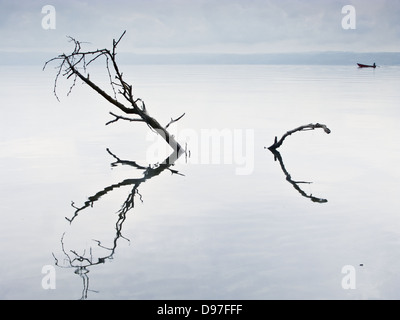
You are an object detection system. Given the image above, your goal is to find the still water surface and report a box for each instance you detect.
[0,64,400,299]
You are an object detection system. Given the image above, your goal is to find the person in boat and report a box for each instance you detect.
[373,63,376,68]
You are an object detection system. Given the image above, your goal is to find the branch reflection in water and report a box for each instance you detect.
[269,148,328,203]
[53,148,184,299]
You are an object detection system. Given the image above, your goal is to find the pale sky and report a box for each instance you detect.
[1,0,399,54]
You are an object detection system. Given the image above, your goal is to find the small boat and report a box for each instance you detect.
[357,63,376,68]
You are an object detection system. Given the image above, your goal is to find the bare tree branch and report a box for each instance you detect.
[268,123,331,150]
[43,31,184,154]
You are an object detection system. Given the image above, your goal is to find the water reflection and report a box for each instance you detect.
[53,148,183,299]
[269,149,328,203]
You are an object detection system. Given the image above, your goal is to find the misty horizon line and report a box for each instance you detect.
[1,51,399,66]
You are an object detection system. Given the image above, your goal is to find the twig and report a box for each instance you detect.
[106,112,145,125]
[166,113,186,129]
[106,148,148,170]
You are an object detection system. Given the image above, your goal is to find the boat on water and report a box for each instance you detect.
[357,63,376,68]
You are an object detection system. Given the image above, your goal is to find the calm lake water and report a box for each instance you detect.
[1,64,400,300]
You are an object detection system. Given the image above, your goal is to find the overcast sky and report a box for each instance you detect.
[1,0,399,54]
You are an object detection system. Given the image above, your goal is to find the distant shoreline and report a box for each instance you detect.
[1,51,399,66]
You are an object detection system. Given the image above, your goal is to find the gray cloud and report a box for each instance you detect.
[0,0,399,53]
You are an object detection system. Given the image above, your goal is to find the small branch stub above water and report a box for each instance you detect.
[268,123,331,150]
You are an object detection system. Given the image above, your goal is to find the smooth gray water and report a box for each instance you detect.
[1,64,400,299]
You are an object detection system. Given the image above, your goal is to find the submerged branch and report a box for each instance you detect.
[266,122,331,203]
[268,123,331,150]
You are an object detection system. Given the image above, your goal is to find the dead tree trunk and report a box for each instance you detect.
[43,31,184,155]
